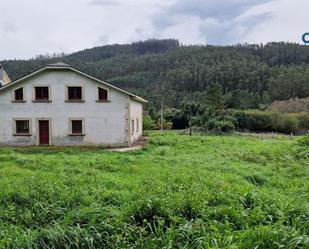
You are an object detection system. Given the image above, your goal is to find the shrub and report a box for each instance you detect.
[232,110,304,134]
[155,119,173,130]
[164,108,188,129]
[239,110,273,131]
[295,112,309,129]
[220,115,238,126]
[143,115,155,130]
[206,119,235,133]
[272,113,299,133]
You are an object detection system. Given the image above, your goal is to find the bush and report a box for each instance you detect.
[283,115,299,133]
[206,119,235,133]
[155,119,173,130]
[236,110,273,131]
[295,112,309,129]
[231,110,304,134]
[272,113,299,133]
[164,108,188,129]
[143,115,156,130]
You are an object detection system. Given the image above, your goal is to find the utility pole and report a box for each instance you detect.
[189,103,192,136]
[160,100,163,132]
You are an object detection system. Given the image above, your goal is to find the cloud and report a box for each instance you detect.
[165,0,274,20]
[1,21,18,34]
[199,12,273,44]
[243,0,309,44]
[0,0,307,59]
[98,35,109,44]
[152,0,277,44]
[88,0,119,7]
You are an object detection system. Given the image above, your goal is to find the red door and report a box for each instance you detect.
[39,120,49,145]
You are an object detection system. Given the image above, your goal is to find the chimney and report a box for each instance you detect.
[0,65,11,87]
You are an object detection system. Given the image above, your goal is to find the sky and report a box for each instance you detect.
[0,0,308,60]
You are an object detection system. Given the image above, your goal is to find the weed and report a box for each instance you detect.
[244,175,267,186]
[0,131,308,248]
[130,199,171,231]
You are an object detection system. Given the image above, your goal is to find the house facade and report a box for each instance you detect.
[0,63,147,147]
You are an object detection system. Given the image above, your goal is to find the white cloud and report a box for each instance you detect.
[243,0,309,44]
[152,0,277,45]
[0,0,307,60]
[158,16,205,45]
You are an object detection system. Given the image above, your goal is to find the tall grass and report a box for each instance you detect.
[0,131,308,248]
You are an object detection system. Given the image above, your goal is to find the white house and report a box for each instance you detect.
[0,62,147,147]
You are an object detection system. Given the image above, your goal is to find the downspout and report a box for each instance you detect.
[127,97,131,147]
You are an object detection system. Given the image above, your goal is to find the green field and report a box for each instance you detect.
[0,132,308,248]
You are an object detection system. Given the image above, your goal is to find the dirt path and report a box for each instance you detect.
[106,145,143,152]
[106,137,147,152]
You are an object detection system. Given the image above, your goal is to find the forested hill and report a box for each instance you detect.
[2,39,309,109]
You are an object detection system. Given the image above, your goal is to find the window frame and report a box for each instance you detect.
[13,118,32,136]
[12,87,26,103]
[65,85,85,102]
[96,87,110,102]
[136,118,139,133]
[33,85,51,102]
[131,119,135,134]
[69,118,85,136]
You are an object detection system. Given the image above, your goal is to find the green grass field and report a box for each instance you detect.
[0,132,308,248]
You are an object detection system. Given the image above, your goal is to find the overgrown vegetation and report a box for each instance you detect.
[0,132,308,248]
[2,40,309,110]
[146,92,309,134]
[267,97,309,113]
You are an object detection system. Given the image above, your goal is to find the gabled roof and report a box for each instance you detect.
[0,62,147,103]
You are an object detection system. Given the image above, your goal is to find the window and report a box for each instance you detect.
[15,120,30,135]
[68,87,82,101]
[71,120,83,135]
[35,87,49,101]
[14,88,24,101]
[131,119,135,133]
[98,87,108,101]
[136,118,139,133]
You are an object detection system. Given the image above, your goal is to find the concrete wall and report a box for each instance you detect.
[0,69,138,147]
[129,99,143,144]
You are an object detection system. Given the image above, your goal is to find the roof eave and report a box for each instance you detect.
[0,67,46,91]
[131,96,148,103]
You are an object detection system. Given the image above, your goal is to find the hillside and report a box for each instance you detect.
[2,40,309,110]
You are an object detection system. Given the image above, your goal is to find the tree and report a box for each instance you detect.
[3,40,309,111]
[202,83,225,114]
[181,101,200,135]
